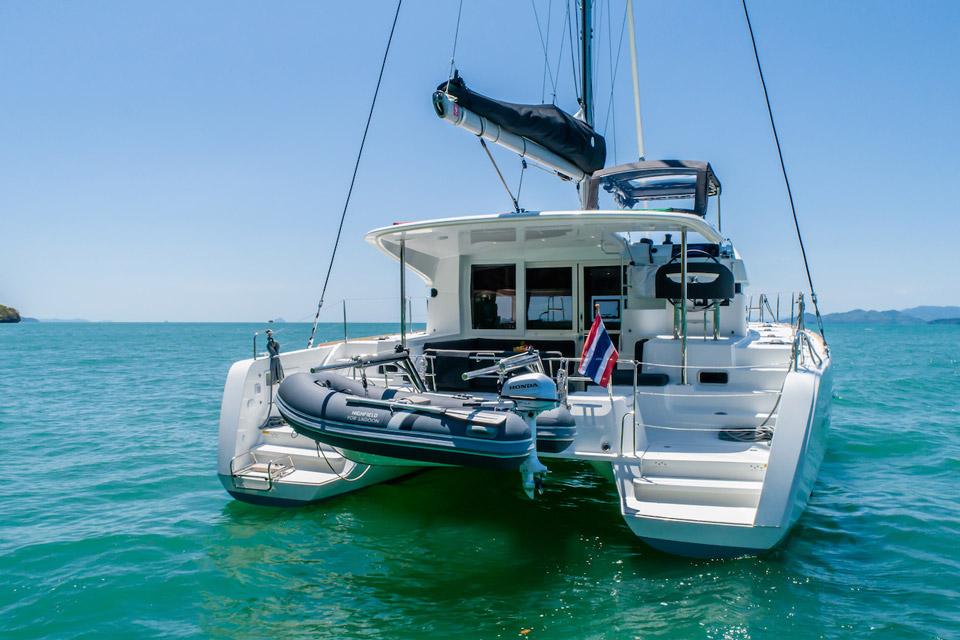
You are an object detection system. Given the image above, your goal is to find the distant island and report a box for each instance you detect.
[805,305,960,326]
[0,305,21,323]
[5,305,958,326]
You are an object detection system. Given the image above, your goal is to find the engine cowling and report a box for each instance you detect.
[501,373,557,413]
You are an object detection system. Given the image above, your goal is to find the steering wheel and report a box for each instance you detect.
[661,249,723,310]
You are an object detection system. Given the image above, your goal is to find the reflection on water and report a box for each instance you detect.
[199,463,825,638]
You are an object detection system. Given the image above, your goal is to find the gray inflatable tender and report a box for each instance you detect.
[275,372,534,470]
[535,405,577,453]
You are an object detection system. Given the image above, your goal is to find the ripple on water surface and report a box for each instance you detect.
[2,323,959,639]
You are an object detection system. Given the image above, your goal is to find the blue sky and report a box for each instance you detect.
[2,1,958,322]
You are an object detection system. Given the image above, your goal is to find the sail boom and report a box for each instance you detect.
[433,91,587,182]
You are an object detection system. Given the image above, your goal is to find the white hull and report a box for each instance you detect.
[218,312,830,556]
[614,347,832,556]
[217,352,419,506]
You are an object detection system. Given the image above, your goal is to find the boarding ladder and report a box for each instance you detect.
[230,450,295,491]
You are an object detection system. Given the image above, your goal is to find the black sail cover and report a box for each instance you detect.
[439,76,606,175]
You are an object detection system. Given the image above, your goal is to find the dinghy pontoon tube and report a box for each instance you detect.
[275,372,534,471]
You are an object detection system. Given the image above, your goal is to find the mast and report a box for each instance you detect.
[580,0,594,127]
[626,0,645,160]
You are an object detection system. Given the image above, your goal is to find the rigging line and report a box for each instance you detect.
[539,0,553,103]
[742,0,827,346]
[593,0,602,104]
[516,159,528,205]
[527,158,566,176]
[604,0,621,164]
[569,0,581,104]
[601,0,628,137]
[553,2,570,104]
[445,0,466,91]
[546,1,554,99]
[308,0,403,349]
[531,0,559,102]
[480,138,521,213]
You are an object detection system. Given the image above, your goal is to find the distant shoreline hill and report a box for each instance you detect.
[0,305,21,323]
[805,305,960,326]
[5,306,959,326]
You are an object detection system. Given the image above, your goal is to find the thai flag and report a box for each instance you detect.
[578,313,619,387]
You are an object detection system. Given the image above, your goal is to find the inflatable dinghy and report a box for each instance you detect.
[276,372,537,470]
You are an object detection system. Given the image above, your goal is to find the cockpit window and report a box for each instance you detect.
[471,264,516,330]
[526,267,573,330]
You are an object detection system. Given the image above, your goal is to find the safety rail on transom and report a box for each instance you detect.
[421,347,806,390]
[419,353,798,441]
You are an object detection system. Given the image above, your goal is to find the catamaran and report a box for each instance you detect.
[217,1,831,557]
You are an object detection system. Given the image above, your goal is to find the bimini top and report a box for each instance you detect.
[584,160,721,216]
[436,75,606,175]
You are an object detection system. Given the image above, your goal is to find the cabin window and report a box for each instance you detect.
[582,265,624,332]
[471,264,516,330]
[526,267,573,330]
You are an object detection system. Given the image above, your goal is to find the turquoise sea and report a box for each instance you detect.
[2,322,958,639]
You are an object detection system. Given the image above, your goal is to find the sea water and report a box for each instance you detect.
[1,322,958,639]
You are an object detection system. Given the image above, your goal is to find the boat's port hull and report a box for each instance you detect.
[218,464,419,507]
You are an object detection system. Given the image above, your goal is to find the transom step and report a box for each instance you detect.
[641,442,770,482]
[633,477,762,508]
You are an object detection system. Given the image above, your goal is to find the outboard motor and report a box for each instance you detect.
[463,350,559,498]
[502,372,558,498]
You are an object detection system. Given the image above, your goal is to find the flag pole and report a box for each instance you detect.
[596,304,615,399]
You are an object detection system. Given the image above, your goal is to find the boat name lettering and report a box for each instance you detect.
[348,410,381,424]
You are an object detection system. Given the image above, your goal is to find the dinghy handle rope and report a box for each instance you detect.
[308,0,403,348]
[316,442,372,483]
[742,0,827,347]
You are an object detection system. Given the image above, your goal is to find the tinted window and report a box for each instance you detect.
[471,264,516,330]
[583,265,624,332]
[526,267,572,330]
